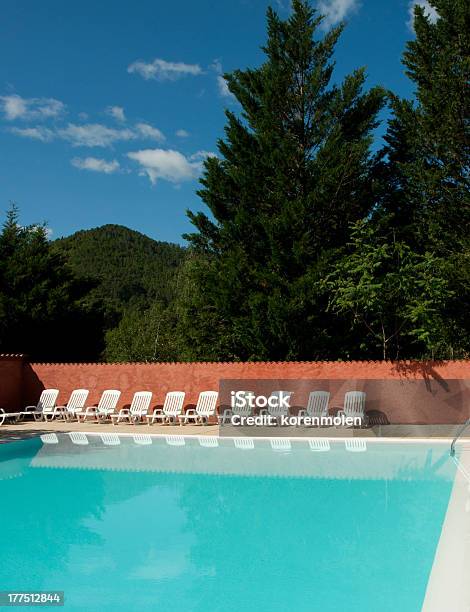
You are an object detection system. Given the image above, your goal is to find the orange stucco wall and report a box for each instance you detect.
[2,356,470,423]
[6,359,469,424]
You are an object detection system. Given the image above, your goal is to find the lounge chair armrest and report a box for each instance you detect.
[298,409,306,418]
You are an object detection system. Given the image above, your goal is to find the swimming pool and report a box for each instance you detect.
[0,435,461,611]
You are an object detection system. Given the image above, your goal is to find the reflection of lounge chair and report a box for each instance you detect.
[111,391,152,425]
[345,439,367,452]
[166,435,185,446]
[337,392,368,427]
[308,438,330,452]
[179,391,218,426]
[298,391,330,426]
[234,437,254,450]
[270,438,291,452]
[101,433,120,446]
[146,392,185,425]
[76,390,121,422]
[40,433,59,444]
[69,432,89,445]
[218,391,253,425]
[198,436,219,448]
[133,434,152,445]
[24,389,60,421]
[54,389,89,422]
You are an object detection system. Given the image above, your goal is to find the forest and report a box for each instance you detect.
[0,0,468,362]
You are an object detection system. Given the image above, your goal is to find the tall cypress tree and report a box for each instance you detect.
[181,0,385,361]
[375,0,470,358]
[383,0,469,250]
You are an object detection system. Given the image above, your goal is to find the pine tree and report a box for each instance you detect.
[377,0,470,357]
[0,205,104,360]
[181,0,385,360]
[383,0,469,250]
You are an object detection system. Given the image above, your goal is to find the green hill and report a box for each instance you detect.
[53,224,185,318]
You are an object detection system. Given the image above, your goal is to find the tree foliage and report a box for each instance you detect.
[325,217,452,359]
[181,0,385,360]
[54,224,185,323]
[0,205,104,360]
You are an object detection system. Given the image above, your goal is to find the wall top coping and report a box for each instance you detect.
[27,359,470,367]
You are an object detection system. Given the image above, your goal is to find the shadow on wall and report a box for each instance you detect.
[21,363,45,409]
[392,361,450,393]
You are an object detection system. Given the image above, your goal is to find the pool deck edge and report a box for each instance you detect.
[422,449,470,612]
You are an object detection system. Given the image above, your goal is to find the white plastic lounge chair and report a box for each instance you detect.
[337,391,368,427]
[76,390,121,422]
[52,389,89,422]
[101,433,120,446]
[198,436,219,447]
[298,391,330,426]
[260,390,293,422]
[218,391,253,425]
[345,439,367,452]
[40,433,59,444]
[234,437,254,450]
[133,434,152,445]
[166,435,186,446]
[146,391,185,425]
[179,391,218,426]
[111,391,152,425]
[24,389,59,421]
[68,432,89,445]
[270,438,291,452]
[0,408,27,426]
[308,438,330,452]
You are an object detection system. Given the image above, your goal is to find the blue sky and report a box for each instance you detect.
[0,0,437,244]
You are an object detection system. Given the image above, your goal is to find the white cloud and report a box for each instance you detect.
[57,123,136,147]
[106,105,126,122]
[217,75,233,98]
[10,120,167,148]
[211,60,235,99]
[71,156,120,174]
[128,58,202,81]
[317,0,360,29]
[9,126,55,142]
[127,148,214,185]
[0,94,65,121]
[135,122,165,142]
[189,150,217,162]
[176,129,189,138]
[407,1,439,30]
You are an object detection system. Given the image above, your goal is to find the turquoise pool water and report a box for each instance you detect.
[0,436,456,612]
